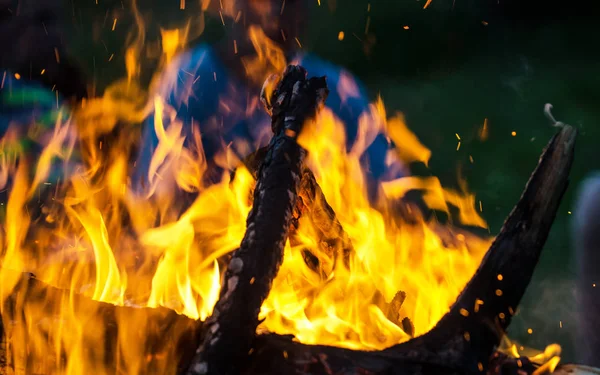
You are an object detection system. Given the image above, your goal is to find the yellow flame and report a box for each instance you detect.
[0,21,554,375]
[242,25,288,84]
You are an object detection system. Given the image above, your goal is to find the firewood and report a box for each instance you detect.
[0,272,581,375]
[0,66,578,375]
[239,124,577,375]
[0,271,201,374]
[240,150,354,277]
[184,68,577,374]
[184,65,329,375]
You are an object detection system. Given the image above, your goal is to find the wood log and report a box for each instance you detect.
[0,273,584,375]
[240,149,354,276]
[0,65,578,375]
[0,270,201,374]
[184,66,329,375]
[237,124,577,375]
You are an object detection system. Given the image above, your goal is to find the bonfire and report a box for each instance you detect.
[0,6,590,375]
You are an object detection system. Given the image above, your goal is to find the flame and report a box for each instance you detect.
[242,25,288,85]
[0,20,553,375]
[498,337,562,374]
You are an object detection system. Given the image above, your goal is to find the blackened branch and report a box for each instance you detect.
[185,66,329,375]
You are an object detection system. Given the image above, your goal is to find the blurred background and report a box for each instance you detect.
[2,0,599,364]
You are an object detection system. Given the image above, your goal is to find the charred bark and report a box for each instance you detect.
[184,66,329,375]
[240,150,354,276]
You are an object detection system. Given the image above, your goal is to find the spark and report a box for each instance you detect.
[479,200,483,212]
[234,40,238,54]
[280,0,285,15]
[559,321,562,328]
[112,18,117,31]
[455,133,461,140]
[424,0,433,9]
[469,155,474,163]
[317,0,320,5]
[568,211,572,215]
[403,25,410,30]
[527,328,533,334]
[180,0,185,9]
[497,274,503,281]
[14,73,21,80]
[480,118,489,140]
[54,48,61,63]
[456,141,461,151]
[1,71,6,89]
[338,31,345,41]
[40,69,46,75]
[482,21,489,26]
[511,131,517,136]
[295,37,302,48]
[495,289,503,296]
[108,54,114,61]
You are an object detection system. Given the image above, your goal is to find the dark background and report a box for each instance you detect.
[3,0,600,363]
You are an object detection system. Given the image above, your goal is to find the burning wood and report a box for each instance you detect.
[0,59,581,375]
[241,150,354,277]
[185,66,328,375]
[181,66,577,375]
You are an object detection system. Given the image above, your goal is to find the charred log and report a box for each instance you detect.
[241,124,577,375]
[241,151,355,276]
[0,272,582,375]
[184,66,329,375]
[0,271,201,374]
[242,147,355,279]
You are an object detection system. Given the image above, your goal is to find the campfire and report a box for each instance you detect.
[0,20,580,375]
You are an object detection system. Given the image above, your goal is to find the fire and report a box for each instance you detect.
[0,16,543,375]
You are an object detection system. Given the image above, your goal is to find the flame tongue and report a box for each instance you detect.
[0,24,494,374]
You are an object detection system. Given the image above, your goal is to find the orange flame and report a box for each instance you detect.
[0,20,559,375]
